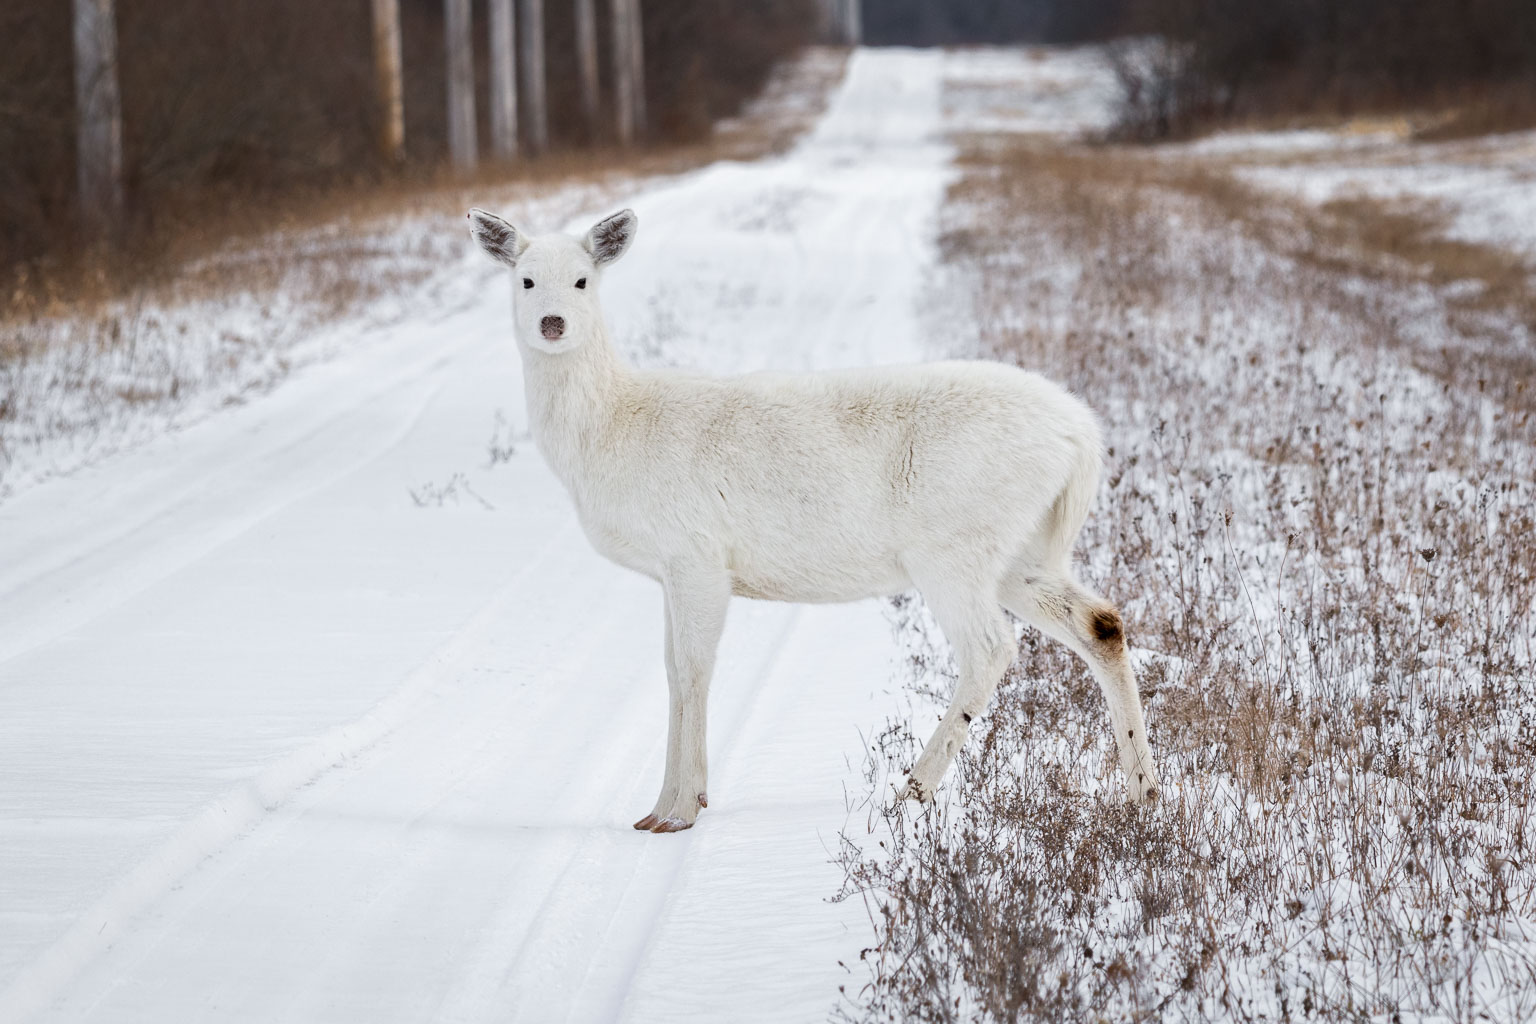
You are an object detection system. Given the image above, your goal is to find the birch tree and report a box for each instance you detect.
[518,0,548,153]
[609,0,641,144]
[609,0,632,145]
[627,0,646,138]
[445,0,477,170]
[72,0,124,234]
[574,0,600,135]
[371,0,405,161]
[489,0,518,158]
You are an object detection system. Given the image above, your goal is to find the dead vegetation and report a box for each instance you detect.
[835,124,1536,1022]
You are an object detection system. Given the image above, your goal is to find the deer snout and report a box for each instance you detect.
[540,315,566,340]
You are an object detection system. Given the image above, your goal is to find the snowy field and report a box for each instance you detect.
[4,44,1535,1023]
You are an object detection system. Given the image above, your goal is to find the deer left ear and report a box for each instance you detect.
[583,209,637,266]
[468,208,529,267]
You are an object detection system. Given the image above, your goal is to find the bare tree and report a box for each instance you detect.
[444,0,477,170]
[72,0,124,234]
[609,0,638,144]
[574,0,600,135]
[627,0,647,137]
[371,0,405,161]
[518,0,548,153]
[821,0,862,44]
[489,0,518,159]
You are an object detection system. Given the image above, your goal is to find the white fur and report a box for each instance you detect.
[468,207,1160,832]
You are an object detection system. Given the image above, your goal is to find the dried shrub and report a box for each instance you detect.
[835,129,1536,1022]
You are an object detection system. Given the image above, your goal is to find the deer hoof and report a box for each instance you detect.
[634,788,705,833]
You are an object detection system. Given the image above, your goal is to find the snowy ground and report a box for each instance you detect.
[0,49,955,1023]
[1177,121,1536,260]
[7,43,1533,1024]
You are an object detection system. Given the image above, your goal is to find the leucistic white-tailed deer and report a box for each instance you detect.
[468,206,1160,833]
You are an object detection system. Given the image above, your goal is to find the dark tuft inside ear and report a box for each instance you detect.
[583,209,637,267]
[468,208,527,267]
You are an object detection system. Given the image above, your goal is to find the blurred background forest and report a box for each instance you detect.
[0,0,820,283]
[2,0,1534,292]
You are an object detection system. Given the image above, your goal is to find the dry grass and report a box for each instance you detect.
[834,128,1536,1022]
[946,138,1536,421]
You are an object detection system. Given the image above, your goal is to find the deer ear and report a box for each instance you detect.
[583,209,637,266]
[468,208,529,267]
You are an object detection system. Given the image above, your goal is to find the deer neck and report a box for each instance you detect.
[519,320,625,488]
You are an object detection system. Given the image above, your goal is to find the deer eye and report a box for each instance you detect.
[575,278,587,289]
[522,278,534,289]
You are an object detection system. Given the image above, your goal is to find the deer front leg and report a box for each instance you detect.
[634,562,729,834]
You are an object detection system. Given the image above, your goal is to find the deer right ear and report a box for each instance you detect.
[583,209,637,266]
[468,208,529,267]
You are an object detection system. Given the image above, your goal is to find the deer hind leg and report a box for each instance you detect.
[899,580,1016,804]
[1000,568,1160,804]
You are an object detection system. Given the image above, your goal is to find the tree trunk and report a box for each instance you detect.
[610,0,634,145]
[822,0,862,45]
[72,0,124,236]
[574,0,600,136]
[627,0,647,138]
[518,0,548,153]
[444,0,477,170]
[489,0,518,159]
[371,0,405,161]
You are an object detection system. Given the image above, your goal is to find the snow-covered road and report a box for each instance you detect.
[0,50,956,1022]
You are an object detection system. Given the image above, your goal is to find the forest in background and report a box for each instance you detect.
[1111,0,1536,138]
[6,1,1536,291]
[0,0,816,280]
[862,0,1536,138]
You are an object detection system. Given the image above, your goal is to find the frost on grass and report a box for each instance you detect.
[0,183,623,506]
[834,127,1536,1022]
[485,408,520,467]
[408,472,494,510]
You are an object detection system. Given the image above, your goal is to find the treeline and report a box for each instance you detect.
[1116,0,1536,137]
[862,0,1536,138]
[862,0,1126,45]
[0,0,815,276]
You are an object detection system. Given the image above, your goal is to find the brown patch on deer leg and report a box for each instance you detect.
[1089,606,1123,646]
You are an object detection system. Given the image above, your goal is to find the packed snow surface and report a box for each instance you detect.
[0,49,962,1022]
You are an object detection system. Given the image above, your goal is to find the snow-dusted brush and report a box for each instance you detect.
[467,207,1160,833]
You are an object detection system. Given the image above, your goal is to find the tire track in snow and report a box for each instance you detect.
[0,517,578,1023]
[475,605,806,1024]
[0,321,482,668]
[36,531,675,1023]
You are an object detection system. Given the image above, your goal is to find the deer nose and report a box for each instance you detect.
[540,315,565,339]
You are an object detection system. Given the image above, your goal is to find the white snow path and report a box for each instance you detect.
[0,49,954,1022]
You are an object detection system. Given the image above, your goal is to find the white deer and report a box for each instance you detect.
[468,207,1160,833]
